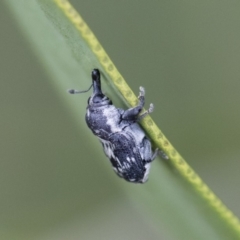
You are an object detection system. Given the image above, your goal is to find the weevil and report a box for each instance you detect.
[68,69,167,183]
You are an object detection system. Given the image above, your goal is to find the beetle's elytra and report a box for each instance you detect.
[69,69,164,183]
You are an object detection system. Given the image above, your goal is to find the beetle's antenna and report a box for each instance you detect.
[68,84,93,94]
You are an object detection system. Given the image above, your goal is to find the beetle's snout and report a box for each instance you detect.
[92,69,100,80]
[92,69,102,95]
[89,68,112,105]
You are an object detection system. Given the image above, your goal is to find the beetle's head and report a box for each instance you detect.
[88,69,112,107]
[68,69,112,107]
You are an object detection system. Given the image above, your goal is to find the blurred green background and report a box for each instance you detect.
[1,1,240,239]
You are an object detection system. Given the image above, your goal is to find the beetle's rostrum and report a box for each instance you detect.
[69,69,165,183]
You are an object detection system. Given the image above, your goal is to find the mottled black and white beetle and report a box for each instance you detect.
[69,69,165,183]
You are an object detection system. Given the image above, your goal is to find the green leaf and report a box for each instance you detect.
[4,0,240,239]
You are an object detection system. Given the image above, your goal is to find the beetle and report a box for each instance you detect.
[68,69,166,183]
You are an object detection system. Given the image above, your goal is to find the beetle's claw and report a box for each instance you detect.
[139,86,145,98]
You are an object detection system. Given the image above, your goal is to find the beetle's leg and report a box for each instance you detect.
[158,149,169,160]
[148,148,169,162]
[151,148,159,161]
[143,147,158,163]
[141,137,152,161]
[137,103,154,121]
[122,86,145,120]
[141,139,168,162]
